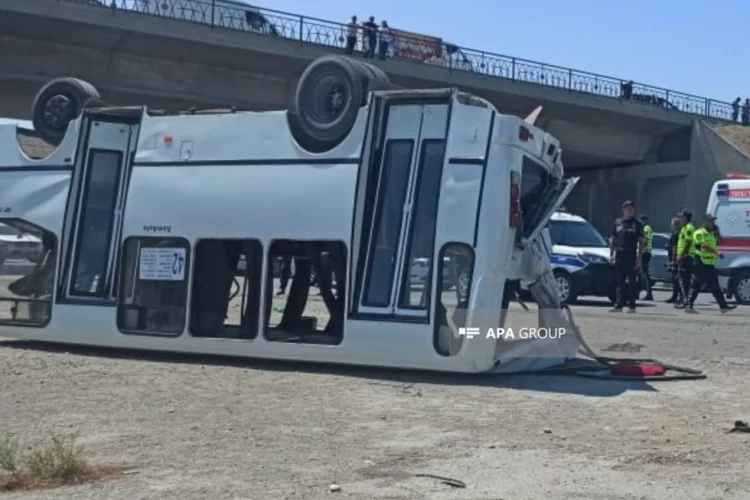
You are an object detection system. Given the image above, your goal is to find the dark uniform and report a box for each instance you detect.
[666,226,681,303]
[610,216,645,310]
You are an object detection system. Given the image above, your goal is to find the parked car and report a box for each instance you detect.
[649,232,672,286]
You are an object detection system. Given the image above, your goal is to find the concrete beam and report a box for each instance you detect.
[0,36,289,114]
[0,0,694,130]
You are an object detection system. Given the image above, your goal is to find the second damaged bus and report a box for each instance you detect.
[0,55,577,373]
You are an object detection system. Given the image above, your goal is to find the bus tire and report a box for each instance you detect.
[292,55,369,149]
[351,60,396,90]
[31,77,101,145]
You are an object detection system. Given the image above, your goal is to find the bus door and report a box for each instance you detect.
[353,99,450,321]
[57,111,140,303]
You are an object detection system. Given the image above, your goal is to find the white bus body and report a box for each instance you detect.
[0,58,576,373]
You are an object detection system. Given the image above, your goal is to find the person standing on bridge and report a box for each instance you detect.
[732,98,741,122]
[639,214,655,301]
[742,99,750,126]
[362,16,378,58]
[684,214,735,314]
[674,210,696,309]
[345,16,359,55]
[609,200,646,313]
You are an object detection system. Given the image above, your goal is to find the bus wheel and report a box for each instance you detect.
[31,77,100,146]
[290,55,388,153]
[553,270,575,305]
[731,271,750,305]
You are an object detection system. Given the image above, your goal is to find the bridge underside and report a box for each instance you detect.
[4,0,740,230]
[0,2,694,170]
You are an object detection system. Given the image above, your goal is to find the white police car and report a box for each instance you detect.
[523,211,617,305]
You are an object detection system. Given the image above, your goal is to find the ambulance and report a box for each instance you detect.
[707,173,750,305]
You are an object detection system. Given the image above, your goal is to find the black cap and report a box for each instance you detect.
[639,214,648,222]
[678,210,692,219]
[703,213,717,221]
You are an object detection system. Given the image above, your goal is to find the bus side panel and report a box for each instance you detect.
[0,169,72,334]
[121,164,359,242]
[462,144,518,363]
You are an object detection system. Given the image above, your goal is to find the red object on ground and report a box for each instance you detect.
[610,363,665,377]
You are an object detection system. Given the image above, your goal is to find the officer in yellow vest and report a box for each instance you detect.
[674,210,696,309]
[639,214,654,301]
[684,214,735,313]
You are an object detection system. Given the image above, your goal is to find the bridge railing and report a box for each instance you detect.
[73,0,736,122]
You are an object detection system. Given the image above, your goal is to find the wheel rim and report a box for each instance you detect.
[42,94,75,130]
[457,272,469,297]
[555,275,570,302]
[736,277,750,303]
[308,74,348,125]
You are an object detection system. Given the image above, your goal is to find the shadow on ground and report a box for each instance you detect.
[0,339,657,398]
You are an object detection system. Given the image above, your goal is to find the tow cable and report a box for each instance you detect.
[537,305,707,381]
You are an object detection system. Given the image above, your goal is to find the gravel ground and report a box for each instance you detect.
[0,282,748,500]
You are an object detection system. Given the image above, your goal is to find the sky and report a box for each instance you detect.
[257,0,748,103]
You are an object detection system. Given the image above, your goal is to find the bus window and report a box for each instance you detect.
[190,239,262,340]
[434,243,474,357]
[0,220,55,326]
[117,237,190,336]
[265,240,346,345]
[363,140,414,307]
[399,139,446,309]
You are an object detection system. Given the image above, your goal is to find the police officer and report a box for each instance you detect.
[674,210,696,309]
[684,214,736,313]
[609,200,646,313]
[639,214,654,301]
[665,217,682,303]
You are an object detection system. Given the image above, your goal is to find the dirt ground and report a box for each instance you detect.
[0,282,749,500]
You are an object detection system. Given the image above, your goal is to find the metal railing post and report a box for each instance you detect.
[299,16,304,43]
[210,0,215,28]
[511,58,516,82]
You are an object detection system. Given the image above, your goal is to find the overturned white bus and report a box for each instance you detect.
[0,55,578,373]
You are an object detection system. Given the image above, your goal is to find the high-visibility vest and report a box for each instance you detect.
[693,227,719,266]
[677,222,696,257]
[643,224,653,252]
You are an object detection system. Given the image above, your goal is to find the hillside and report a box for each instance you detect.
[711,124,750,159]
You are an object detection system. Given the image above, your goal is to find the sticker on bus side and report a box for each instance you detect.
[728,189,750,198]
[139,247,186,281]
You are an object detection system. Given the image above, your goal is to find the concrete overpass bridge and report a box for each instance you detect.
[0,0,745,230]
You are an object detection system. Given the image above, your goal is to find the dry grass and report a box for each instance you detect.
[712,124,750,158]
[0,433,120,492]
